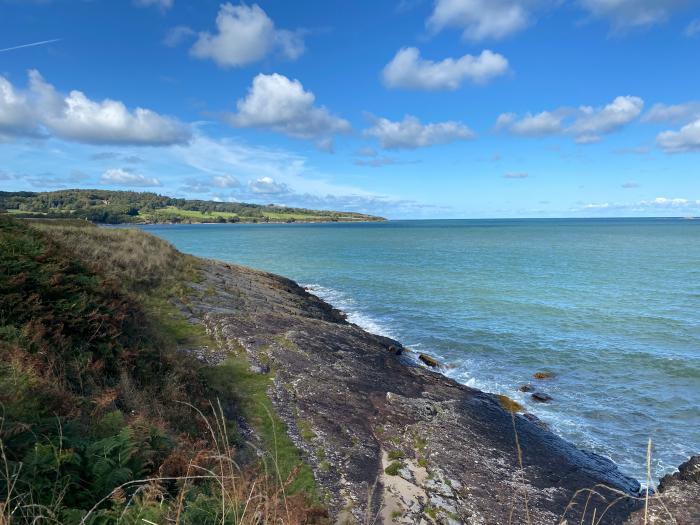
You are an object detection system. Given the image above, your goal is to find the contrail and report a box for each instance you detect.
[0,38,61,54]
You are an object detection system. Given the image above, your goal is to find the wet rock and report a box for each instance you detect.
[625,455,700,524]
[419,354,439,368]
[533,371,555,380]
[388,344,403,356]
[519,384,534,392]
[531,392,553,403]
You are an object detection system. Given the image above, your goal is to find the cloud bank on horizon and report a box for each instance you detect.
[1,0,699,218]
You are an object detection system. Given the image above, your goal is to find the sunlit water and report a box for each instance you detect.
[140,218,700,482]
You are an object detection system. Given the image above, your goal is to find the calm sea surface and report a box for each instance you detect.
[141,218,700,482]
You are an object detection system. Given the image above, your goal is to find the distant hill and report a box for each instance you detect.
[0,189,385,224]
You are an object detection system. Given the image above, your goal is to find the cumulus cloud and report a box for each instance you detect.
[365,115,474,150]
[226,73,350,144]
[134,0,173,10]
[0,70,190,145]
[579,0,689,30]
[248,176,290,195]
[0,75,43,139]
[190,3,303,67]
[642,101,700,124]
[382,47,508,90]
[496,95,643,143]
[657,118,700,153]
[100,168,161,187]
[495,110,566,136]
[568,96,644,141]
[427,0,532,40]
[212,174,240,188]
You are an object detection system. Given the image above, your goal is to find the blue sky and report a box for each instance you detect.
[1,0,699,218]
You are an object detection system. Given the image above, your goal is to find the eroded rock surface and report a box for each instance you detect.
[178,260,647,524]
[625,456,700,525]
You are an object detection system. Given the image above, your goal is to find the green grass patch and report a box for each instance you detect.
[388,450,405,461]
[202,356,318,497]
[384,461,403,476]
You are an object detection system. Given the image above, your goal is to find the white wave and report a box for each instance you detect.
[303,283,396,338]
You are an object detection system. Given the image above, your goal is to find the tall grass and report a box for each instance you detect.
[1,401,323,525]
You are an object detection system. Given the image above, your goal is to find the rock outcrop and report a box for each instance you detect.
[178,260,650,524]
[626,456,700,525]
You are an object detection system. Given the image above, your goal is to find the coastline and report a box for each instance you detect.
[180,256,650,523]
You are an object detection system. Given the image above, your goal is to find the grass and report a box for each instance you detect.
[384,462,402,476]
[0,217,324,523]
[387,450,405,461]
[203,358,318,498]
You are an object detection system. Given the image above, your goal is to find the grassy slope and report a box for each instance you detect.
[0,217,325,524]
[0,189,385,224]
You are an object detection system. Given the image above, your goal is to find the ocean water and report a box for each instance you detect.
[141,219,700,482]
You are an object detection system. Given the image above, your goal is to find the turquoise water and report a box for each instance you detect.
[141,219,700,482]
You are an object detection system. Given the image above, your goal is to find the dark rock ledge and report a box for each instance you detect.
[176,259,696,524]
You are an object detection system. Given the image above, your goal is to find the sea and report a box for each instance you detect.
[140,218,700,483]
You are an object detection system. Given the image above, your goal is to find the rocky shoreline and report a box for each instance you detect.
[177,258,697,524]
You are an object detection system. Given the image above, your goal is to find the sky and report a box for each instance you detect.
[1,0,699,219]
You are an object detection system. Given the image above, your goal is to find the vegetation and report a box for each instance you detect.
[0,217,325,524]
[0,189,384,224]
[384,462,402,476]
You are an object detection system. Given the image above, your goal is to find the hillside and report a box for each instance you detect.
[0,217,324,524]
[0,190,385,224]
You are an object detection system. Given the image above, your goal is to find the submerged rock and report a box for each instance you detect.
[519,384,534,392]
[533,371,555,380]
[531,392,553,403]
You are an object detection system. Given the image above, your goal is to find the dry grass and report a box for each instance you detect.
[29,223,197,291]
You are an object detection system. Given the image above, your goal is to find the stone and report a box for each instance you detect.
[419,354,439,368]
[519,384,534,392]
[531,392,553,403]
[533,371,555,380]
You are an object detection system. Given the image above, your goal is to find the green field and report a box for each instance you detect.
[0,189,385,225]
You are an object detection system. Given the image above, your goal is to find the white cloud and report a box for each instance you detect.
[100,168,161,187]
[163,25,196,47]
[569,96,644,139]
[0,70,190,145]
[382,47,508,90]
[247,176,290,195]
[582,196,700,213]
[211,174,240,188]
[504,172,528,178]
[657,118,700,153]
[686,18,700,36]
[579,0,689,30]
[134,0,173,10]
[190,3,303,67]
[364,114,475,150]
[496,110,566,136]
[497,95,643,143]
[642,101,700,124]
[622,181,640,188]
[0,75,41,139]
[427,0,532,40]
[226,73,350,142]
